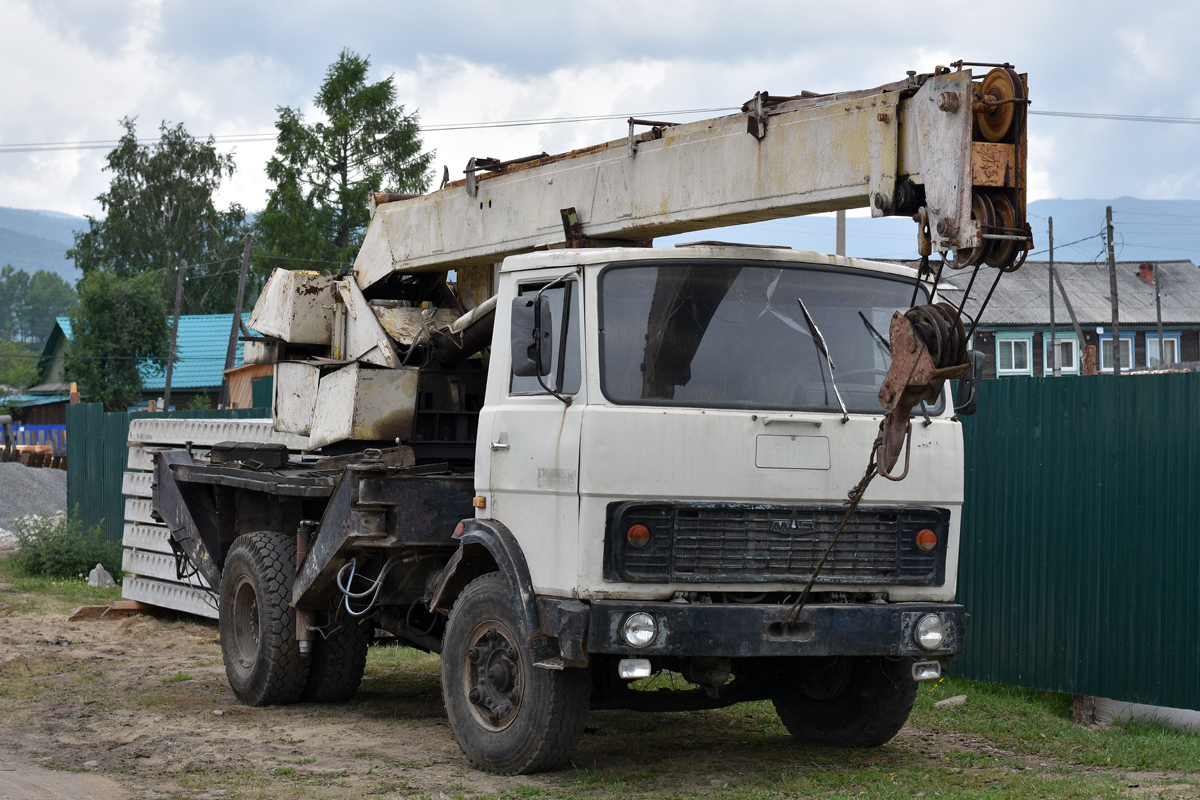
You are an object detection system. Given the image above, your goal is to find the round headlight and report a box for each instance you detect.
[915,613,947,651]
[621,612,658,648]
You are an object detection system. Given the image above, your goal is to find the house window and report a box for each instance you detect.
[995,333,1034,376]
[1145,332,1181,368]
[1098,332,1135,372]
[1042,332,1079,375]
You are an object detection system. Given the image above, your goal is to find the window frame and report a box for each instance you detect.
[1098,331,1136,373]
[1041,331,1080,375]
[994,332,1034,377]
[594,259,944,414]
[508,277,583,397]
[1145,331,1182,368]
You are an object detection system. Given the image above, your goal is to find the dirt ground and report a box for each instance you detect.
[0,608,520,799]
[2,575,1199,800]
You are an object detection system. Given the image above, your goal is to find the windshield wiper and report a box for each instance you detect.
[797,296,849,423]
[858,311,891,355]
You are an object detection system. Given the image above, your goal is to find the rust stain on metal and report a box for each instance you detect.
[970,142,1015,187]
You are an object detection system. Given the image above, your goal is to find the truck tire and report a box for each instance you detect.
[441,573,590,774]
[772,656,917,747]
[303,605,372,703]
[219,531,310,706]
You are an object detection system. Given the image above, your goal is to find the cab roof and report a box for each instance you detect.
[499,244,922,283]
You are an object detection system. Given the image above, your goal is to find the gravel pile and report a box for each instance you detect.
[0,463,68,532]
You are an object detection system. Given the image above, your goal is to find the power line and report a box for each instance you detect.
[0,107,739,155]
[4,105,1199,155]
[1115,210,1200,219]
[1027,231,1105,258]
[1029,110,1200,125]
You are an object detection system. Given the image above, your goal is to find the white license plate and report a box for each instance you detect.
[755,435,830,470]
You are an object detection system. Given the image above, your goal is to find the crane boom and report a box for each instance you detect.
[354,63,1029,291]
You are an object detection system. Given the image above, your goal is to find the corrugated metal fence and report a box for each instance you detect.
[955,372,1200,710]
[65,403,269,543]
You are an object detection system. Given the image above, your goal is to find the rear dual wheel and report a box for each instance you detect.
[219,530,370,706]
[220,531,310,706]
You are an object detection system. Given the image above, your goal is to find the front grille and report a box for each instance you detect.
[605,502,948,585]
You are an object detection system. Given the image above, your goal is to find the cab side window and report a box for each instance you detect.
[510,281,582,395]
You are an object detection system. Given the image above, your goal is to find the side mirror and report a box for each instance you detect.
[954,350,986,416]
[510,295,553,377]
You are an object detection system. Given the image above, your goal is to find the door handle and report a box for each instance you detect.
[490,442,510,451]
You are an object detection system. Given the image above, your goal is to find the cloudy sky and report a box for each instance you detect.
[1,0,1198,222]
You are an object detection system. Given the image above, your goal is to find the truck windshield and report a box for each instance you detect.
[598,261,937,414]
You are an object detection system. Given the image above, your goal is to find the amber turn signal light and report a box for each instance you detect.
[627,524,651,548]
[916,528,938,552]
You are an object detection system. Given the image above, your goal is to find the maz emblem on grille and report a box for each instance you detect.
[769,511,816,534]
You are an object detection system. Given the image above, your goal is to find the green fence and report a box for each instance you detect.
[955,372,1200,710]
[65,403,269,544]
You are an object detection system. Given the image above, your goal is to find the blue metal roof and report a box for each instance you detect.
[53,313,254,391]
[2,393,71,407]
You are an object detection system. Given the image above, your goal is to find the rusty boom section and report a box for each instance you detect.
[355,62,1030,290]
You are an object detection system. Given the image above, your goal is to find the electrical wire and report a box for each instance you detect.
[335,556,400,617]
[1026,231,1105,258]
[1029,110,1200,125]
[4,106,1199,155]
[0,107,740,154]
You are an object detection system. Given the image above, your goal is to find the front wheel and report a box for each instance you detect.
[441,573,590,774]
[773,656,917,747]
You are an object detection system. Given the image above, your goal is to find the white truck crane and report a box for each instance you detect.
[153,61,1030,774]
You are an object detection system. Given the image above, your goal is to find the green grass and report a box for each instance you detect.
[162,673,194,683]
[914,676,1200,772]
[0,555,121,614]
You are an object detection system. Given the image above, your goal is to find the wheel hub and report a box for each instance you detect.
[231,577,260,667]
[465,625,523,731]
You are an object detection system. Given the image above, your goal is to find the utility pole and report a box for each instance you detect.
[163,259,186,410]
[1048,217,1059,376]
[219,235,252,409]
[1106,205,1121,375]
[1154,264,1165,367]
[836,210,846,256]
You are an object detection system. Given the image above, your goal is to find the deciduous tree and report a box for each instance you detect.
[65,271,168,410]
[68,118,251,314]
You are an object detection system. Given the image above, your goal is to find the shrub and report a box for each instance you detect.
[11,510,122,580]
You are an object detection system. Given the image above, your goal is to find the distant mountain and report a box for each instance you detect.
[0,206,86,283]
[655,197,1200,265]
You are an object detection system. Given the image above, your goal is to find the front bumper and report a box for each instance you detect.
[587,600,967,658]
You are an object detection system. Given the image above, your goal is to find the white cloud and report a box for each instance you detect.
[1,0,1199,222]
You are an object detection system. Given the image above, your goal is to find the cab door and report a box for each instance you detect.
[483,272,585,596]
